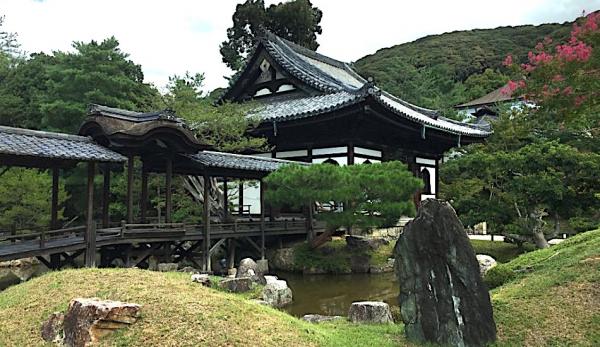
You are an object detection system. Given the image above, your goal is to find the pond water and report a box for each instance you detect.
[276,271,399,317]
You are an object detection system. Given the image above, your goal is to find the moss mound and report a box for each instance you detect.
[0,268,404,346]
[491,229,600,346]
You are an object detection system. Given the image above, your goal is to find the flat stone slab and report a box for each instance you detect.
[302,314,344,323]
[62,298,141,347]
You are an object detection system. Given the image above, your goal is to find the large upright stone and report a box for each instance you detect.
[395,199,496,347]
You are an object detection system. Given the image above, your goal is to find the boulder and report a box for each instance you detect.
[62,298,141,347]
[370,258,396,273]
[256,259,269,275]
[476,254,497,276]
[157,263,178,272]
[219,277,253,293]
[147,256,158,271]
[395,199,496,347]
[41,312,64,343]
[236,258,265,284]
[302,314,344,323]
[267,248,296,271]
[227,268,237,277]
[0,257,40,268]
[350,254,371,273]
[346,235,388,251]
[191,273,211,287]
[236,258,258,277]
[263,275,279,285]
[348,301,393,324]
[262,279,293,308]
[179,266,199,273]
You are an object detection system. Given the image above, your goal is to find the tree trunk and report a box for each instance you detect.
[532,230,549,249]
[531,207,549,249]
[309,227,335,249]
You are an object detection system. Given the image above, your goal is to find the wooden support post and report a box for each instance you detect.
[238,181,244,216]
[126,154,134,223]
[85,162,96,268]
[222,177,228,221]
[203,173,211,272]
[307,201,315,241]
[165,158,173,223]
[140,167,148,223]
[260,179,265,260]
[51,167,59,230]
[227,239,235,269]
[102,164,110,228]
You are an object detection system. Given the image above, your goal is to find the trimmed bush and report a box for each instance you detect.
[484,264,515,289]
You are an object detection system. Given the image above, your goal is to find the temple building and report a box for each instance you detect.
[221,31,492,202]
[455,84,522,125]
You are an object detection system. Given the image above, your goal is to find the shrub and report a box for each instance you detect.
[484,264,515,289]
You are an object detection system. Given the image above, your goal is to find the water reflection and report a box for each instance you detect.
[276,271,399,317]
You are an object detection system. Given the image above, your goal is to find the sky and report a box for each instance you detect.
[1,0,599,92]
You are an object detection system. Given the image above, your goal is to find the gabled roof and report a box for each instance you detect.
[456,84,519,108]
[186,151,308,173]
[0,125,126,164]
[225,31,491,138]
[88,104,185,124]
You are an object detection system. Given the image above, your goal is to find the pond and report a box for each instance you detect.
[276,271,398,317]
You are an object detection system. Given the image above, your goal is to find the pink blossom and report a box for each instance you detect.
[502,54,513,67]
[575,95,587,106]
[552,74,565,82]
[521,63,535,72]
[562,86,573,95]
[535,42,545,51]
[556,41,592,62]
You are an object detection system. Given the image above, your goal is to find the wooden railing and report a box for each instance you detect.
[0,226,86,248]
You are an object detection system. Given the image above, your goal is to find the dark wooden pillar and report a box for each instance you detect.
[165,158,173,223]
[238,181,244,215]
[260,179,265,260]
[203,173,211,271]
[140,167,148,223]
[102,164,110,228]
[51,167,59,230]
[85,162,96,267]
[227,239,235,269]
[222,177,228,221]
[126,154,134,223]
[348,143,355,165]
[307,201,315,241]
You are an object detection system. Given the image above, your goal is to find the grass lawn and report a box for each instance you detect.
[0,268,407,347]
[491,229,600,346]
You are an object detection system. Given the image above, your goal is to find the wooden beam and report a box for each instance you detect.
[126,154,134,223]
[203,173,211,271]
[227,239,236,269]
[102,164,110,228]
[165,158,173,223]
[209,238,226,255]
[307,201,315,241]
[140,167,148,223]
[51,167,59,230]
[85,161,96,267]
[347,143,355,165]
[238,181,244,216]
[223,177,228,221]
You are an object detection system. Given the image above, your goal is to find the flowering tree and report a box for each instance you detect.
[441,12,600,248]
[502,12,600,147]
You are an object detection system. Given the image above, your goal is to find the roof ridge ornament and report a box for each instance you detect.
[360,77,381,96]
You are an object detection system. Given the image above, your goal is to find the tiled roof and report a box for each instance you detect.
[252,91,363,122]
[455,84,518,108]
[88,104,186,125]
[0,126,127,163]
[187,151,307,172]
[248,31,491,137]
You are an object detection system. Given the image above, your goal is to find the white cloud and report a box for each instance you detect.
[2,0,598,92]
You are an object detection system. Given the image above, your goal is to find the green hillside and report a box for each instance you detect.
[354,22,572,112]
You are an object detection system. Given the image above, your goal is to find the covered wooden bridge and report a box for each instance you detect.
[0,105,315,271]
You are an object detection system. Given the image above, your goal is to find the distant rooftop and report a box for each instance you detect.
[456,84,519,109]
